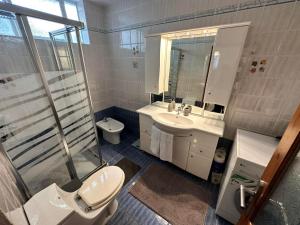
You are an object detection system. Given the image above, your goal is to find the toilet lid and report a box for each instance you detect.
[78,166,125,207]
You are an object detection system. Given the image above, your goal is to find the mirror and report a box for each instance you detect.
[164,35,215,106]
[145,23,250,120]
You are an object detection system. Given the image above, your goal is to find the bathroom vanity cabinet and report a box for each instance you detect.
[139,113,220,180]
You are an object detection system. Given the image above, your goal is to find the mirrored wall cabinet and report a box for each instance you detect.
[145,22,250,120]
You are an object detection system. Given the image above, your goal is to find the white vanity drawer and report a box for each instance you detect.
[191,132,219,148]
[190,144,215,159]
[186,152,213,180]
[139,114,154,135]
[190,132,218,159]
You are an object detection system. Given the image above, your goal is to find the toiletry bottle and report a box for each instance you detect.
[168,103,173,112]
[171,99,176,110]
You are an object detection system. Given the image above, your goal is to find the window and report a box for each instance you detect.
[0,16,16,36]
[11,0,62,16]
[11,0,64,37]
[65,1,79,20]
[0,0,88,43]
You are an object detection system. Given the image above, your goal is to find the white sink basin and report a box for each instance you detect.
[156,113,193,126]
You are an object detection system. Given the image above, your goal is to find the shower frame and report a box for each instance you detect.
[0,2,104,199]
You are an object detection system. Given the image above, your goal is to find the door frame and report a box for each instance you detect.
[237,104,300,225]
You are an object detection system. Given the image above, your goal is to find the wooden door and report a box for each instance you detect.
[237,105,300,225]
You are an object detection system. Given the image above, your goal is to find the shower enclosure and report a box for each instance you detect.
[0,3,103,197]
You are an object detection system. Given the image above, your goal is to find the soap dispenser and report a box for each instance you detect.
[171,99,176,110]
[168,102,173,112]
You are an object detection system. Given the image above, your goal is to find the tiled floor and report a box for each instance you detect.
[100,132,232,225]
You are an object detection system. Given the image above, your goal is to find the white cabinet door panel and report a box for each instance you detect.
[187,152,213,180]
[145,36,161,93]
[204,26,249,106]
[145,36,171,94]
[172,136,191,170]
[139,114,154,135]
[140,132,154,155]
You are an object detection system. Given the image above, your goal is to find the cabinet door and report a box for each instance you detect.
[186,152,213,180]
[139,114,155,155]
[172,135,191,170]
[145,36,161,93]
[139,114,154,135]
[145,36,171,94]
[204,25,249,106]
[140,132,154,155]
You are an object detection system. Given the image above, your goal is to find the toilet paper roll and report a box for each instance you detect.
[214,148,226,164]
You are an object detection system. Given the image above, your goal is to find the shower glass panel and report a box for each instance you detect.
[27,18,101,179]
[0,14,72,194]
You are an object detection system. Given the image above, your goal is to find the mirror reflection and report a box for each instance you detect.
[164,36,215,106]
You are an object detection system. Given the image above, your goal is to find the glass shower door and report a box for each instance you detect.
[0,13,72,194]
[26,18,101,179]
[253,150,300,225]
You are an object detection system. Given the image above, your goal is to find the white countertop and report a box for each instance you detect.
[137,104,225,137]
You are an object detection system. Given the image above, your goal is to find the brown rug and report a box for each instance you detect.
[115,157,141,186]
[129,164,211,225]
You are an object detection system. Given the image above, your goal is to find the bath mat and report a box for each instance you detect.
[115,157,141,185]
[129,164,211,225]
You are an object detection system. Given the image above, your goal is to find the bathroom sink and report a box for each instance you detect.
[156,113,193,126]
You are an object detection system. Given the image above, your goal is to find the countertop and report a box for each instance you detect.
[137,103,225,137]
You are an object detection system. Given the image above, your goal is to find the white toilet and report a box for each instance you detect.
[6,166,125,225]
[96,117,124,145]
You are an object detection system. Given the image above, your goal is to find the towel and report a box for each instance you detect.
[159,130,173,162]
[150,125,160,156]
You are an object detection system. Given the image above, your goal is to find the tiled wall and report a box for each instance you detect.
[95,106,140,137]
[83,1,113,112]
[94,0,300,139]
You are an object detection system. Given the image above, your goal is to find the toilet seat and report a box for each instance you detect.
[78,166,125,210]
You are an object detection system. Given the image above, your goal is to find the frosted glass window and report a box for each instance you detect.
[1,0,89,43]
[11,0,62,16]
[0,17,15,36]
[11,0,63,37]
[65,1,79,20]
[65,1,79,42]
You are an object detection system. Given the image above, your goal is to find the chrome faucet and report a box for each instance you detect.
[176,103,186,115]
[177,106,181,115]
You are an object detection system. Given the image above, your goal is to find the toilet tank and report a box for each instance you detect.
[24,184,74,225]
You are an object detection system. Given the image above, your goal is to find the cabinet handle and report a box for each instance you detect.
[191,154,194,158]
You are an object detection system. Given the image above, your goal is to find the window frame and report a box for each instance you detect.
[0,0,86,42]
